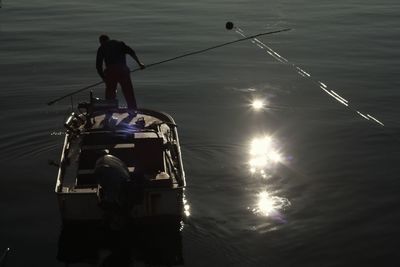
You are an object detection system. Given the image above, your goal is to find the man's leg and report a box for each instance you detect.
[104,68,118,100]
[120,70,137,110]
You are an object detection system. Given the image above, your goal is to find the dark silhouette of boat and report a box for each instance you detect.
[55,94,186,227]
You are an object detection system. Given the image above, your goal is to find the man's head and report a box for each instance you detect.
[99,34,110,45]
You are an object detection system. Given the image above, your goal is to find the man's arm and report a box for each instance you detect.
[123,43,145,69]
[96,47,105,79]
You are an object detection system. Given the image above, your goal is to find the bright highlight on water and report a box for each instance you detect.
[248,135,290,219]
[183,194,191,217]
[254,191,291,218]
[251,99,265,110]
[249,136,283,176]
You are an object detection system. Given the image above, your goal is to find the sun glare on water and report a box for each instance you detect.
[251,99,265,110]
[249,136,283,174]
[248,136,290,219]
[253,191,291,218]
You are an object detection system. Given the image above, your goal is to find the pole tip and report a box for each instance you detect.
[225,21,234,30]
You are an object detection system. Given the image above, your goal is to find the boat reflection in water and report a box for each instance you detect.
[57,219,184,266]
[248,135,291,221]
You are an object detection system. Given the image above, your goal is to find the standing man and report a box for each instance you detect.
[96,34,145,110]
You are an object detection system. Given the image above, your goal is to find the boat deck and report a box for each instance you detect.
[55,106,186,221]
[60,109,181,189]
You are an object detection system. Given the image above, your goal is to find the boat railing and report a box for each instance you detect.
[55,133,71,193]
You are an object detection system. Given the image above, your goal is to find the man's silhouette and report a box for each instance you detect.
[96,34,145,110]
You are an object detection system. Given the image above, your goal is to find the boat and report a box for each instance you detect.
[55,93,186,226]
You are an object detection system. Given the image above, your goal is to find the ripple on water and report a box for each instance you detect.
[0,109,65,161]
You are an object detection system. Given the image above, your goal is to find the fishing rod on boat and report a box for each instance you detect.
[46,25,291,106]
[129,26,290,73]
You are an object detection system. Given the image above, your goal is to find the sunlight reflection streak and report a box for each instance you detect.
[330,90,348,104]
[357,111,370,120]
[367,114,385,126]
[320,86,349,107]
[319,81,328,88]
[235,27,384,126]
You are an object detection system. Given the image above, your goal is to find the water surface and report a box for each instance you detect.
[1,0,399,266]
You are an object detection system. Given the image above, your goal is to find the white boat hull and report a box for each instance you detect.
[55,101,186,224]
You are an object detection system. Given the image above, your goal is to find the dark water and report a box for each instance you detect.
[1,0,400,266]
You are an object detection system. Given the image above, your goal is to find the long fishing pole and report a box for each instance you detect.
[47,26,290,106]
